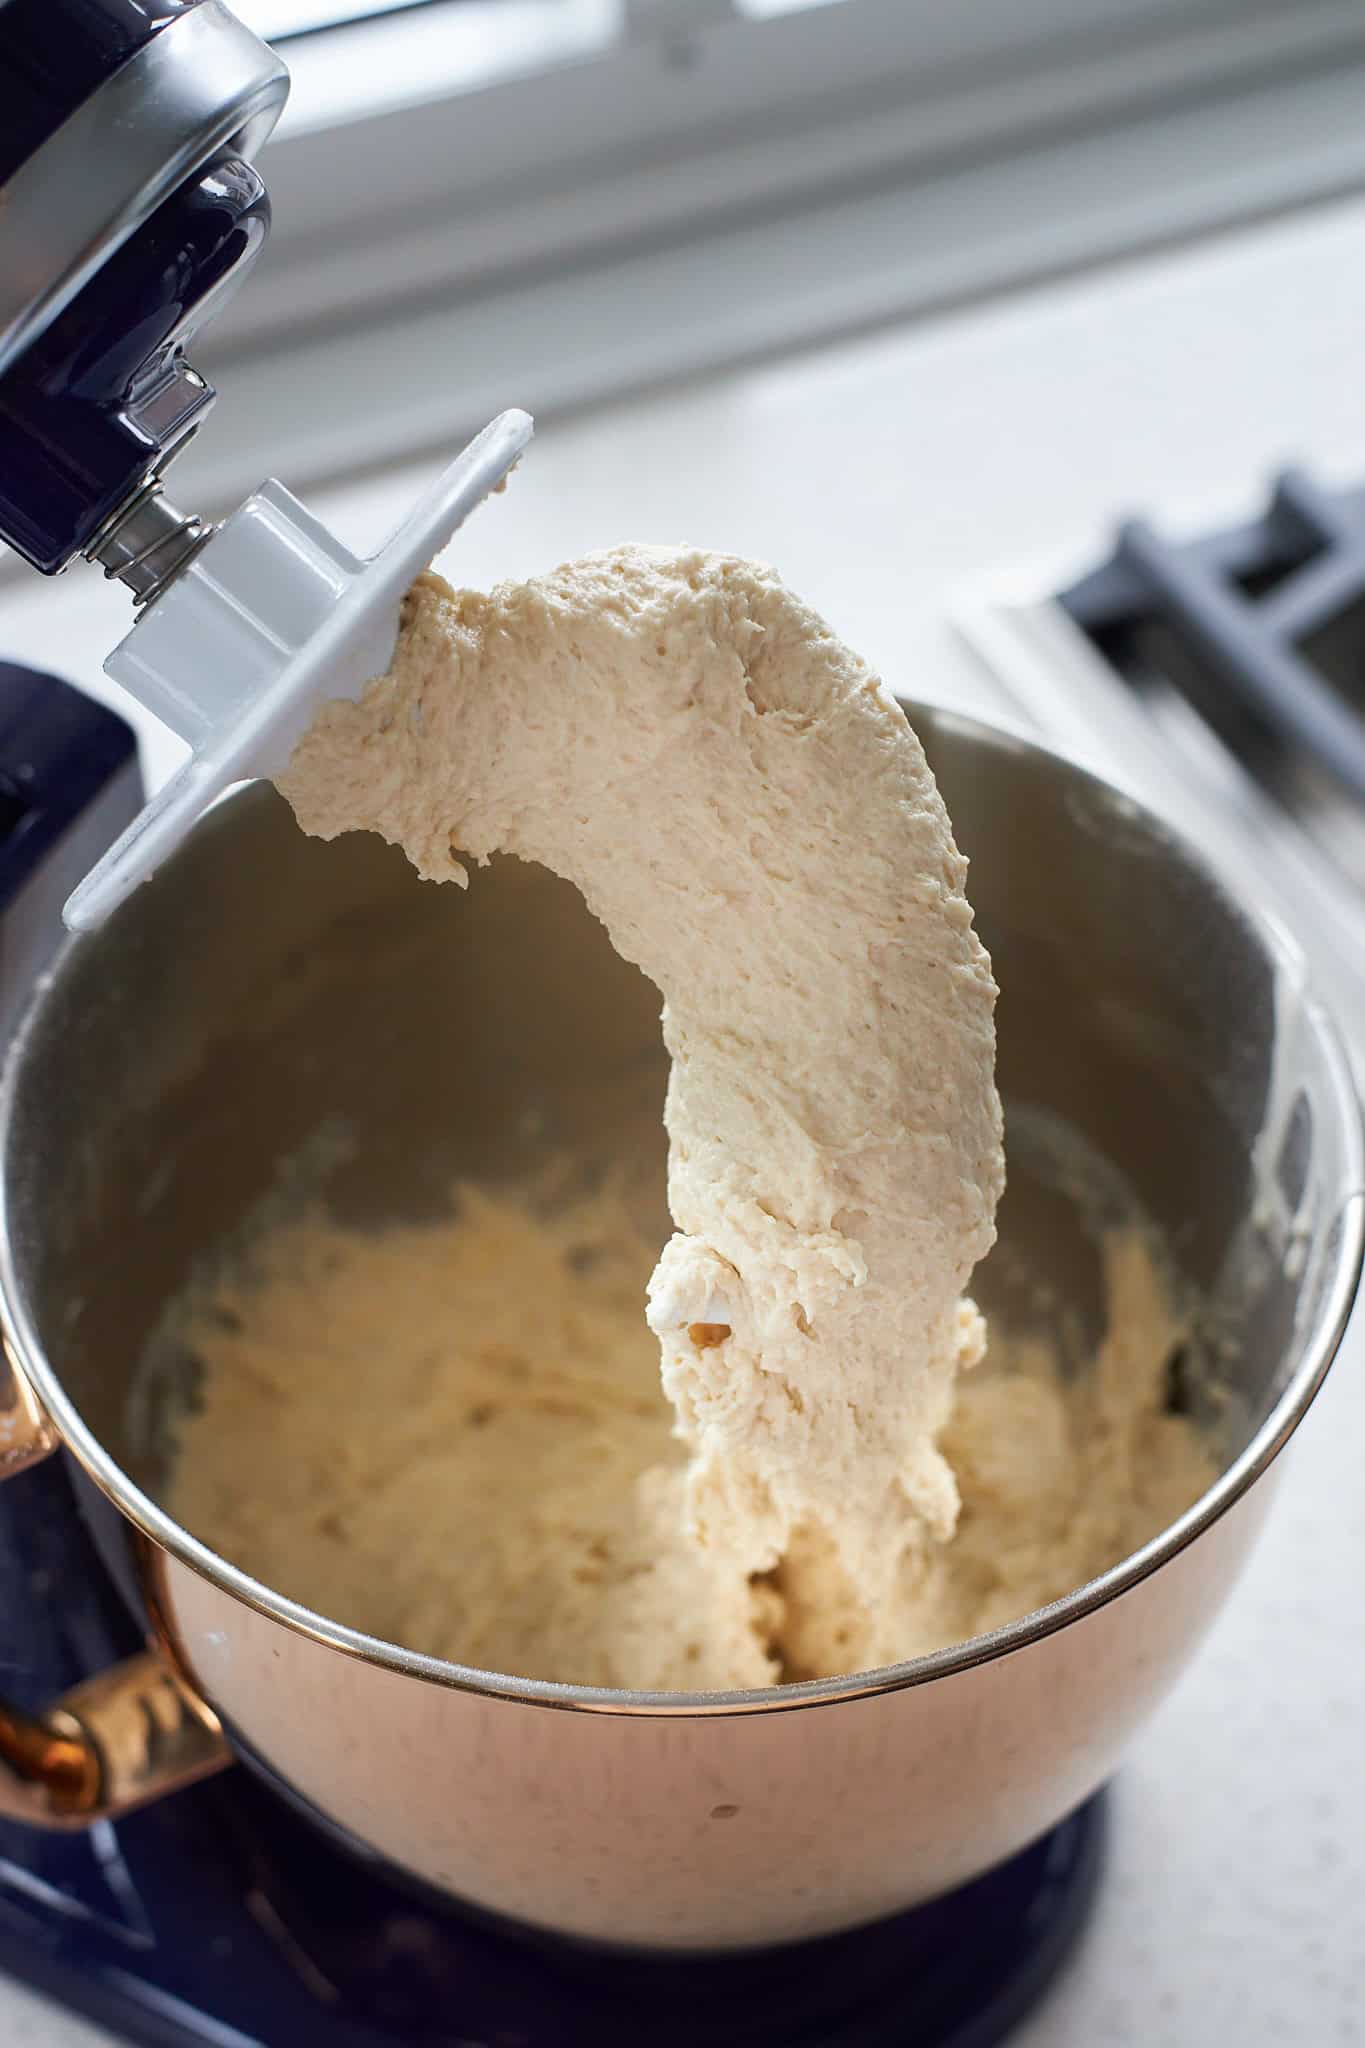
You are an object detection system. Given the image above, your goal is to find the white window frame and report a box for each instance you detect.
[218,0,1365,357]
[76,0,1340,523]
[3,0,1364,579]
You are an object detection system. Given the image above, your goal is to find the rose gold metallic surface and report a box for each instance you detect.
[0,1335,57,1478]
[0,1326,228,1827]
[0,1698,98,1828]
[0,1652,228,1828]
[0,706,1356,1945]
[162,1482,1275,1947]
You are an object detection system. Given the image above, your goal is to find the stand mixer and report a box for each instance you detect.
[24,11,1340,2045]
[0,0,532,931]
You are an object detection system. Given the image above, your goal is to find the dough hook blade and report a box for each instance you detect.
[64,409,534,932]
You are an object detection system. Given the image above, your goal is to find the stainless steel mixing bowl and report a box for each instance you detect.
[0,702,1359,1949]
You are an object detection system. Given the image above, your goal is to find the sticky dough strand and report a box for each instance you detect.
[281,547,1003,1621]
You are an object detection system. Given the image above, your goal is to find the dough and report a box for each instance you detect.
[160,1174,779,1689]
[280,550,1003,1652]
[153,546,1214,1689]
[158,1172,1214,1688]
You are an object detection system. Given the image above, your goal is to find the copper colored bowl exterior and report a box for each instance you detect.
[152,1489,1273,1947]
[0,703,1359,1949]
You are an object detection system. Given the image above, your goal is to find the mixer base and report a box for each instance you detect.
[0,1455,1106,2048]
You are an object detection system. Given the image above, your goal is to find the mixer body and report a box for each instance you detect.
[0,0,287,575]
[0,0,534,934]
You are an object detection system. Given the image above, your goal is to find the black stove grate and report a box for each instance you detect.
[1061,470,1365,801]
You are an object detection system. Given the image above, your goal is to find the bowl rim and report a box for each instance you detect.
[2,702,1361,1718]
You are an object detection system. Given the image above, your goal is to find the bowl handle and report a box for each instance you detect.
[0,1340,231,1829]
[0,1331,59,1478]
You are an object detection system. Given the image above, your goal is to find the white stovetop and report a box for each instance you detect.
[4,189,1365,2046]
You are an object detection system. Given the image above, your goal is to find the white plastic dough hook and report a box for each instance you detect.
[64,409,535,932]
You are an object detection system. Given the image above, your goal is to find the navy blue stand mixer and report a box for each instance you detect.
[0,8,1106,2040]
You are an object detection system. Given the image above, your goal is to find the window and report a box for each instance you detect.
[234,1,445,39]
[220,0,1365,347]
[186,0,1365,507]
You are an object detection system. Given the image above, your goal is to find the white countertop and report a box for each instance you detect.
[3,187,1365,2045]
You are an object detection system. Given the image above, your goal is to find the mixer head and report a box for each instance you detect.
[0,1,532,930]
[0,0,287,577]
[68,409,534,931]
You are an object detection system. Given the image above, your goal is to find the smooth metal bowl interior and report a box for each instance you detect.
[2,701,1360,1703]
